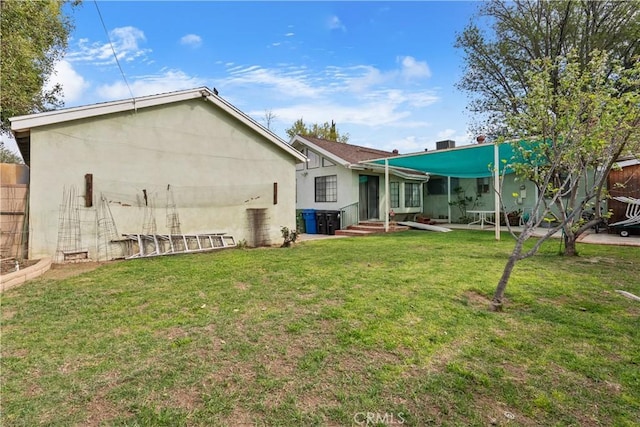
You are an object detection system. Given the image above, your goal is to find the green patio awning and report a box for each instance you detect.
[367,143,518,178]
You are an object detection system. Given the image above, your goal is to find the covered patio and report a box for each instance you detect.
[366,141,524,240]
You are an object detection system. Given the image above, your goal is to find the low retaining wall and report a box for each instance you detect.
[1,257,52,292]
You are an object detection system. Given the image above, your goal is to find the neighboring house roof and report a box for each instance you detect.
[10,87,307,165]
[295,135,398,165]
[615,158,640,169]
[291,135,428,180]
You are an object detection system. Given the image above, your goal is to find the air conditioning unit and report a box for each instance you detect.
[436,140,455,150]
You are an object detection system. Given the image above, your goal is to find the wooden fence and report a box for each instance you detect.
[1,163,29,259]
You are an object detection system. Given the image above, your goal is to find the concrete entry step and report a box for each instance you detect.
[335,221,410,237]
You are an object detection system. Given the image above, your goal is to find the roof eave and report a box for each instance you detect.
[9,87,211,132]
[353,163,429,180]
[291,135,351,167]
[9,87,308,164]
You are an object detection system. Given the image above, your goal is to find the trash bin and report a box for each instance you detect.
[302,209,317,234]
[296,209,305,234]
[326,211,341,235]
[316,210,328,234]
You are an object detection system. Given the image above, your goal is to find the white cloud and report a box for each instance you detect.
[266,98,412,130]
[327,15,346,32]
[398,56,431,80]
[67,26,150,65]
[96,69,206,100]
[285,32,295,37]
[332,60,434,95]
[223,65,322,98]
[343,66,386,93]
[437,129,457,140]
[45,59,90,104]
[405,91,439,107]
[230,60,441,143]
[180,34,202,48]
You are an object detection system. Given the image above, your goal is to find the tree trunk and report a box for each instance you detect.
[563,227,578,256]
[491,234,526,311]
[563,235,578,256]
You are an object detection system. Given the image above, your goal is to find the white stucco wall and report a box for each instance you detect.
[295,146,424,221]
[295,159,355,211]
[28,99,299,260]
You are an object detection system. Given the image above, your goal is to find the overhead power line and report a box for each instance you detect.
[93,0,135,103]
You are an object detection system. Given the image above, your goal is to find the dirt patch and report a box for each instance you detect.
[2,307,17,320]
[40,261,113,281]
[83,384,125,427]
[234,282,249,291]
[460,290,493,310]
[167,387,201,411]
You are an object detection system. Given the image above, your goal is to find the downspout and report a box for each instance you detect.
[494,141,501,240]
[384,159,389,232]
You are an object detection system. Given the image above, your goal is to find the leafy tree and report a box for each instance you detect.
[458,0,640,256]
[0,0,78,134]
[0,141,23,163]
[285,118,349,143]
[492,51,640,311]
[456,0,640,139]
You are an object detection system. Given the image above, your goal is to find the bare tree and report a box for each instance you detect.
[263,109,277,130]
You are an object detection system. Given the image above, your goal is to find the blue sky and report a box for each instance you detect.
[6,1,484,155]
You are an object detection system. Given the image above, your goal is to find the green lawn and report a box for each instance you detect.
[1,230,639,426]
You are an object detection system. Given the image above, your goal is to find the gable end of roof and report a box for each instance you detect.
[9,87,306,164]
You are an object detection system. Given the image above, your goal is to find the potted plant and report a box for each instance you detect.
[506,209,522,226]
[280,226,298,247]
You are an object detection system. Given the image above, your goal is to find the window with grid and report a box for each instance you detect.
[390,182,400,208]
[404,183,421,207]
[315,175,337,202]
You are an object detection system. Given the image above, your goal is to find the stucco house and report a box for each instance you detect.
[10,87,306,261]
[291,135,429,229]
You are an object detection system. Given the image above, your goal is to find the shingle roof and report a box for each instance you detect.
[300,136,398,164]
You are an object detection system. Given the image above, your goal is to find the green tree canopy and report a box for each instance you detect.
[285,118,350,143]
[0,141,23,163]
[0,0,78,134]
[456,0,640,138]
[492,51,640,310]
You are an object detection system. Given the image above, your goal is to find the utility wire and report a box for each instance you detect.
[93,0,136,103]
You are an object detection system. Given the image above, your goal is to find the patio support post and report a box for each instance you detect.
[384,158,389,232]
[494,142,501,240]
[447,176,451,223]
